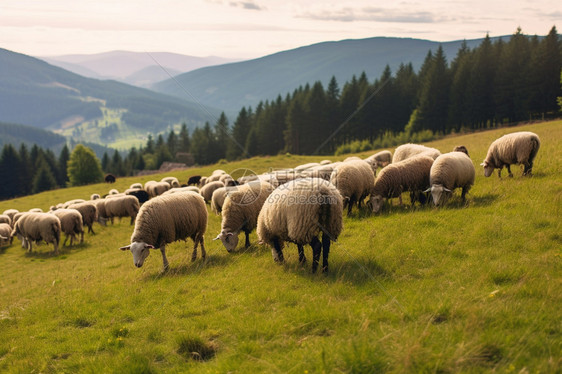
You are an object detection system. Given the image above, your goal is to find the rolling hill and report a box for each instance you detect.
[0,48,219,149]
[152,36,506,115]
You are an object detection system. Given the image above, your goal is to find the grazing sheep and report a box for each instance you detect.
[187,175,202,186]
[2,209,19,224]
[257,178,343,273]
[130,183,143,190]
[0,223,12,245]
[50,209,84,246]
[393,143,441,163]
[320,160,332,165]
[368,155,435,214]
[364,150,392,173]
[104,195,140,225]
[161,176,180,188]
[330,160,374,216]
[119,192,208,271]
[426,152,475,207]
[198,176,208,187]
[125,188,150,205]
[62,199,85,209]
[294,162,321,172]
[343,156,362,162]
[108,189,120,195]
[93,199,108,226]
[90,193,101,200]
[481,131,540,178]
[0,214,11,226]
[144,181,171,198]
[29,208,43,213]
[11,212,61,254]
[210,186,231,215]
[215,181,275,252]
[299,164,337,181]
[453,145,469,157]
[67,202,98,234]
[163,186,200,195]
[105,173,116,183]
[199,181,225,203]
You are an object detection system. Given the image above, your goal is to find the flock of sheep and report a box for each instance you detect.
[0,131,540,274]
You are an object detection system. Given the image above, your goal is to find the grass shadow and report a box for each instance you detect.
[142,253,232,281]
[22,241,92,259]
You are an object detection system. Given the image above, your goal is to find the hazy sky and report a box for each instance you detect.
[1,0,559,58]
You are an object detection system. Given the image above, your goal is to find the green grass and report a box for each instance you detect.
[0,120,560,373]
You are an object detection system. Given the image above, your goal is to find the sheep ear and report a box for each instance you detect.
[480,162,486,166]
[444,188,452,193]
[423,188,431,193]
[119,245,131,251]
[145,244,154,249]
[226,232,234,237]
[213,234,221,241]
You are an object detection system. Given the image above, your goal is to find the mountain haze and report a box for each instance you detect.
[152,36,505,115]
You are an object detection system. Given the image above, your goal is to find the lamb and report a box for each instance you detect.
[50,209,84,246]
[2,209,19,224]
[481,131,540,178]
[90,193,101,200]
[364,150,392,173]
[214,181,275,252]
[393,143,441,163]
[67,201,98,234]
[11,212,61,254]
[0,214,11,226]
[144,181,171,198]
[453,145,469,157]
[104,195,140,225]
[161,176,180,188]
[257,178,343,273]
[330,160,374,216]
[199,181,225,203]
[108,189,119,195]
[424,152,475,207]
[187,175,202,186]
[368,155,435,214]
[119,192,208,271]
[0,223,12,245]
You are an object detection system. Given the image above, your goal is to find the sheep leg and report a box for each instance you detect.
[53,240,59,255]
[523,161,532,176]
[497,168,502,178]
[244,230,250,248]
[461,187,469,204]
[297,244,306,264]
[321,232,330,273]
[310,236,322,273]
[506,165,513,177]
[63,234,69,246]
[130,216,135,225]
[160,245,170,271]
[27,238,33,252]
[191,239,198,261]
[199,238,206,260]
[272,238,284,263]
[80,231,84,244]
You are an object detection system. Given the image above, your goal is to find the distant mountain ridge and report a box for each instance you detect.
[152,35,508,115]
[41,51,241,87]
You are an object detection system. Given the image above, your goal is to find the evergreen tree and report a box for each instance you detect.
[32,158,57,194]
[67,144,104,186]
[213,112,229,161]
[18,143,32,195]
[145,135,154,154]
[167,130,178,157]
[284,96,307,154]
[58,144,70,186]
[190,123,212,165]
[448,41,473,129]
[469,34,497,128]
[0,144,22,200]
[338,75,361,143]
[101,152,110,172]
[228,107,252,160]
[394,63,419,132]
[178,123,191,152]
[110,150,125,176]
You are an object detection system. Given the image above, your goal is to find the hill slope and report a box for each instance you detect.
[0,48,219,149]
[152,36,503,115]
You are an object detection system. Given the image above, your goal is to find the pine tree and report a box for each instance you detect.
[32,158,57,194]
[448,41,473,130]
[213,112,229,161]
[228,107,252,160]
[58,144,70,186]
[101,152,110,172]
[167,130,178,157]
[0,144,23,199]
[18,144,32,195]
[469,34,496,128]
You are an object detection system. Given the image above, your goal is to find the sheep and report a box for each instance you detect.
[125,188,150,205]
[210,186,231,215]
[62,199,85,209]
[481,131,540,178]
[425,152,475,207]
[364,150,392,173]
[105,173,116,183]
[93,199,108,226]
[198,176,208,187]
[29,208,43,213]
[2,209,19,224]
[330,160,374,216]
[119,192,208,271]
[199,181,225,203]
[294,162,320,172]
[104,195,140,225]
[257,178,343,273]
[215,181,275,252]
[207,169,226,183]
[298,164,337,181]
[163,186,200,195]
[0,223,12,245]
[0,214,11,226]
[67,201,98,234]
[11,212,61,254]
[453,145,469,157]
[50,209,84,246]
[343,156,362,162]
[393,143,441,163]
[320,160,332,165]
[187,175,202,186]
[144,181,171,198]
[161,176,180,188]
[130,182,143,190]
[11,212,26,247]
[108,189,120,195]
[368,155,435,214]
[90,193,101,200]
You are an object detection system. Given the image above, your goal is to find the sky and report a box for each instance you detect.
[1,0,560,59]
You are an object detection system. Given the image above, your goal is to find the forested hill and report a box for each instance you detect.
[0,48,218,147]
[152,36,504,115]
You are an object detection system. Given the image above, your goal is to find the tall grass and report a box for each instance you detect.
[0,120,560,373]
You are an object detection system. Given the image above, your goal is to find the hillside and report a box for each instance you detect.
[0,121,559,372]
[42,51,240,87]
[152,36,505,115]
[0,48,219,149]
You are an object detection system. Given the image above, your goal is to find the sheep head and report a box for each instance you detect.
[120,242,154,268]
[481,161,494,177]
[425,185,452,207]
[368,194,384,214]
[214,230,239,252]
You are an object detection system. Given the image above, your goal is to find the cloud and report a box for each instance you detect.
[228,1,263,10]
[300,6,453,23]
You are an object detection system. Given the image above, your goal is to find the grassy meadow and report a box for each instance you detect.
[0,120,560,373]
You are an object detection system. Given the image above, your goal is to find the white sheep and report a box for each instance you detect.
[199,181,225,203]
[364,150,392,173]
[214,181,275,252]
[93,199,108,226]
[108,189,120,195]
[393,143,441,163]
[368,155,435,213]
[330,160,374,216]
[119,192,208,271]
[481,131,540,178]
[426,152,475,207]
[161,176,180,188]
[104,195,140,225]
[11,212,61,254]
[0,214,11,226]
[67,201,98,234]
[210,186,232,215]
[162,186,200,195]
[130,183,143,189]
[90,193,101,200]
[144,181,171,198]
[257,178,343,273]
[0,223,12,245]
[50,209,84,246]
[2,209,19,223]
[62,199,85,209]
